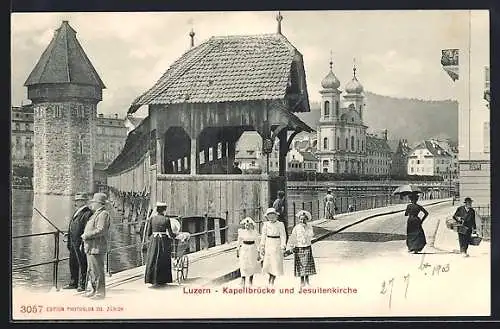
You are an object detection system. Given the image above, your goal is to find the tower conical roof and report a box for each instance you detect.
[24,21,105,88]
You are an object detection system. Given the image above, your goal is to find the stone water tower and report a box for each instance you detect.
[24,21,105,225]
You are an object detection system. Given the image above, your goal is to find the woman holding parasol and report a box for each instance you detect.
[394,185,429,254]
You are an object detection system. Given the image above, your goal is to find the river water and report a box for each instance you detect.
[12,185,435,290]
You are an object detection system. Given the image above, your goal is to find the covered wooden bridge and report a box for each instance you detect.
[105,31,314,250]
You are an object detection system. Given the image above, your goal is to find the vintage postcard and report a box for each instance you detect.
[10,10,491,320]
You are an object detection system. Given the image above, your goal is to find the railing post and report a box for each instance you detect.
[106,251,111,276]
[203,214,209,250]
[293,202,296,227]
[53,232,60,290]
[225,210,229,244]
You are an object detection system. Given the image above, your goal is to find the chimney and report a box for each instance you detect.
[115,113,118,119]
[383,129,388,141]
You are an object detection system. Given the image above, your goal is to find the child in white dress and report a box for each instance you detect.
[237,217,260,287]
[260,208,286,286]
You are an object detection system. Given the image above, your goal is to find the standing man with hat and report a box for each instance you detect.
[81,193,111,299]
[63,193,93,291]
[452,197,477,257]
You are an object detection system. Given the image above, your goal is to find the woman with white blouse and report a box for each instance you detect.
[237,217,260,287]
[260,208,287,286]
[286,210,317,287]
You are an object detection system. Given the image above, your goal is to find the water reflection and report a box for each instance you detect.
[12,189,143,291]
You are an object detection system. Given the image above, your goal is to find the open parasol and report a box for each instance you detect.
[392,184,423,196]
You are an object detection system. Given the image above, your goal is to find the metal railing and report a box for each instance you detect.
[12,231,68,289]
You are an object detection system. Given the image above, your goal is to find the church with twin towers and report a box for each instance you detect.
[315,58,389,176]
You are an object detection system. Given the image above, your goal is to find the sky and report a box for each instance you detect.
[11,10,490,118]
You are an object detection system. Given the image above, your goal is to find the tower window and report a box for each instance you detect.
[351,136,355,151]
[78,135,84,154]
[336,101,339,116]
[324,101,330,117]
[323,137,328,150]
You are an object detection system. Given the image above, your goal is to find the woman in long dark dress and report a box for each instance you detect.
[405,193,429,253]
[144,202,177,286]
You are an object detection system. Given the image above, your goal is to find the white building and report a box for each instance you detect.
[407,140,453,177]
[456,11,490,208]
[315,60,368,174]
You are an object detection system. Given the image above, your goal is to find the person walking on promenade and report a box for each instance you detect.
[232,161,243,174]
[286,210,316,288]
[237,217,260,288]
[144,202,178,287]
[63,193,93,291]
[260,208,286,287]
[324,188,336,220]
[81,193,111,300]
[272,190,288,240]
[452,197,477,257]
[404,192,429,254]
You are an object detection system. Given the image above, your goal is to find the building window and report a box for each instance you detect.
[54,105,63,118]
[184,157,188,169]
[217,142,222,159]
[336,137,340,149]
[208,147,213,162]
[178,159,182,171]
[351,136,355,151]
[345,138,348,149]
[25,123,30,131]
[199,150,205,164]
[15,123,20,131]
[324,101,330,117]
[335,101,339,116]
[323,137,328,150]
[357,139,360,151]
[361,140,364,152]
[322,160,329,167]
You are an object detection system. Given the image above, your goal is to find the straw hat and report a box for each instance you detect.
[296,210,312,221]
[264,207,279,217]
[240,217,256,227]
[156,202,167,207]
[74,193,87,201]
[88,193,108,205]
[464,197,473,203]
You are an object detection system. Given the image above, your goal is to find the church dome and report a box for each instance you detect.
[345,66,363,94]
[345,76,364,94]
[321,61,340,90]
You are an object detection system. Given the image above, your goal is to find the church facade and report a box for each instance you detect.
[315,60,369,175]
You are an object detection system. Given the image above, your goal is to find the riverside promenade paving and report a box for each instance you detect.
[15,197,489,320]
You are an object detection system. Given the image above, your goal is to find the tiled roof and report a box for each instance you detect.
[366,136,392,153]
[25,21,105,88]
[129,34,301,111]
[300,151,318,162]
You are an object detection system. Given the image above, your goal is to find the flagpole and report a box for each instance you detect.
[467,10,472,161]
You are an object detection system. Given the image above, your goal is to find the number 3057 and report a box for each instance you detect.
[20,305,43,313]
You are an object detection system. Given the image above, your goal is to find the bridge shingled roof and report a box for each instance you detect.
[128,33,300,113]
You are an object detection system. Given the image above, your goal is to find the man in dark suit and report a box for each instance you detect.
[81,193,111,300]
[63,193,93,291]
[272,190,288,241]
[452,197,477,257]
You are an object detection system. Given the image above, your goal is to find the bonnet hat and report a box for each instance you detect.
[296,210,312,221]
[240,217,256,227]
